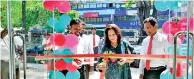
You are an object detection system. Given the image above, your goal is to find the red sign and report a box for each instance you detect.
[84,12,99,18]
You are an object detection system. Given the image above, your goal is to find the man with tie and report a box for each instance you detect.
[90,27,100,54]
[89,27,100,71]
[139,17,169,79]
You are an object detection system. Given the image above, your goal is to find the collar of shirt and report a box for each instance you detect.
[77,36,85,53]
[80,34,87,38]
[78,35,84,41]
[90,34,96,36]
[151,32,159,40]
[141,31,169,55]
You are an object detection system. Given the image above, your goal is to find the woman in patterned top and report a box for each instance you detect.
[96,24,134,79]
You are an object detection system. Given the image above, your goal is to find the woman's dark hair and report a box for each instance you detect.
[104,24,122,48]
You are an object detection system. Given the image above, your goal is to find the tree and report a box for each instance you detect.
[1,1,61,30]
[25,1,62,30]
[136,1,151,45]
[1,1,80,30]
[124,0,135,9]
[136,0,158,45]
[125,0,157,44]
[1,1,22,28]
[66,10,80,19]
[152,1,157,19]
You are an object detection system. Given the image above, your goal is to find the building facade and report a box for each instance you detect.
[72,2,182,41]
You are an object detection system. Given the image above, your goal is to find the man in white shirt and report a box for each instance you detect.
[79,22,94,79]
[42,33,52,51]
[89,27,100,71]
[60,19,93,79]
[89,27,100,53]
[0,30,10,79]
[139,17,170,79]
[80,22,94,57]
[1,27,23,79]
[42,33,50,48]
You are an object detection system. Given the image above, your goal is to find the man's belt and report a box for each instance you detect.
[149,65,167,71]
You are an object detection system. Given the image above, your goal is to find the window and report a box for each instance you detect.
[84,4,89,8]
[97,4,102,8]
[86,18,90,22]
[78,5,84,9]
[115,16,123,21]
[115,16,136,21]
[71,5,78,9]
[116,4,120,8]
[96,18,103,22]
[84,18,90,22]
[123,16,127,20]
[90,4,96,8]
[113,3,115,7]
[83,18,86,22]
[103,4,106,8]
[126,16,136,20]
[83,18,103,22]
[103,17,110,22]
[121,4,125,8]
[109,3,113,8]
[90,18,96,22]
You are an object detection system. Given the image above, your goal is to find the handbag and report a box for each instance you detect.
[122,40,140,68]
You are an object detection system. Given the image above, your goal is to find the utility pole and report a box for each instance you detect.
[22,0,26,34]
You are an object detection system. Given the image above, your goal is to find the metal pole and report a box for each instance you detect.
[22,34,27,79]
[186,1,190,79]
[192,32,194,79]
[52,8,56,79]
[190,1,194,79]
[22,0,26,33]
[173,32,179,79]
[7,0,15,79]
[22,0,27,78]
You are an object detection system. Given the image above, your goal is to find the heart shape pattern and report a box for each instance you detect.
[154,1,179,11]
[162,17,194,45]
[43,0,71,13]
[48,14,71,33]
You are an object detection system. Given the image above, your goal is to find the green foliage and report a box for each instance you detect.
[1,1,60,30]
[1,1,22,28]
[1,1,79,30]
[124,0,135,9]
[66,10,80,19]
[25,1,62,30]
[25,1,59,30]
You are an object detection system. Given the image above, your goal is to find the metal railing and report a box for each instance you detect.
[13,34,27,79]
[173,31,193,79]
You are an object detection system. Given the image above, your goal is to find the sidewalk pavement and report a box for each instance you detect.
[19,63,140,79]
